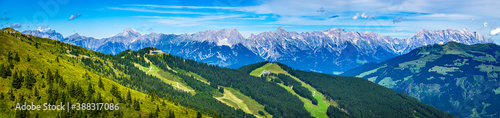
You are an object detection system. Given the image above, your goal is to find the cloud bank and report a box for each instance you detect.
[9,23,21,28]
[392,17,408,24]
[491,27,500,36]
[37,26,51,32]
[69,14,81,21]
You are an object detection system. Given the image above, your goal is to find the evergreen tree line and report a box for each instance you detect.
[108,49,252,118]
[275,63,456,118]
[146,53,313,118]
[263,73,318,105]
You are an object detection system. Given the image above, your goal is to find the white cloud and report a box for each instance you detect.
[411,13,472,20]
[1,17,11,20]
[491,27,500,36]
[108,7,210,15]
[352,13,359,20]
[126,4,236,9]
[69,14,81,21]
[316,7,325,13]
[9,23,21,28]
[352,13,368,20]
[392,17,407,24]
[236,0,500,18]
[37,26,51,32]
[240,15,268,20]
[386,0,500,17]
[483,22,488,28]
[139,15,243,27]
[361,13,367,19]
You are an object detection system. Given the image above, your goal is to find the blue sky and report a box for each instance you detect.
[1,0,500,43]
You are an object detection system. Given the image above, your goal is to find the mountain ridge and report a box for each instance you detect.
[341,41,500,117]
[22,27,493,74]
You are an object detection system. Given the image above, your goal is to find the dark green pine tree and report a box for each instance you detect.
[69,82,76,97]
[8,60,14,69]
[33,86,39,97]
[75,83,85,101]
[15,94,29,118]
[0,64,4,78]
[150,92,157,102]
[168,110,175,118]
[54,70,66,88]
[174,98,178,106]
[110,85,122,102]
[11,70,22,89]
[5,64,12,77]
[59,91,68,104]
[134,99,141,111]
[127,90,132,104]
[98,77,104,90]
[9,88,15,101]
[14,52,20,62]
[96,92,103,103]
[113,109,124,118]
[47,83,59,105]
[155,105,160,117]
[219,87,224,93]
[148,111,154,118]
[18,70,24,85]
[213,111,219,118]
[196,111,202,118]
[24,69,36,90]
[7,51,12,62]
[87,83,95,98]
[54,69,60,83]
[46,69,53,84]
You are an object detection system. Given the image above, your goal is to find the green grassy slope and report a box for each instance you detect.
[131,53,267,118]
[134,62,195,94]
[146,53,312,118]
[215,87,271,118]
[239,61,457,118]
[341,42,500,117]
[250,63,333,118]
[0,28,207,118]
[275,62,457,118]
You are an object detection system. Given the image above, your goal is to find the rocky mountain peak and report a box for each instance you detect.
[276,26,286,33]
[117,28,141,37]
[67,33,82,39]
[22,30,64,41]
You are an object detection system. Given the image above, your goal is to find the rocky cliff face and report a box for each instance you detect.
[22,30,64,41]
[23,27,493,73]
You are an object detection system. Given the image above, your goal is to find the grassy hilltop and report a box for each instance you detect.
[0,28,211,118]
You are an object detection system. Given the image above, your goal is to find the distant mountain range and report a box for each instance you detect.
[342,42,500,117]
[23,27,493,74]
